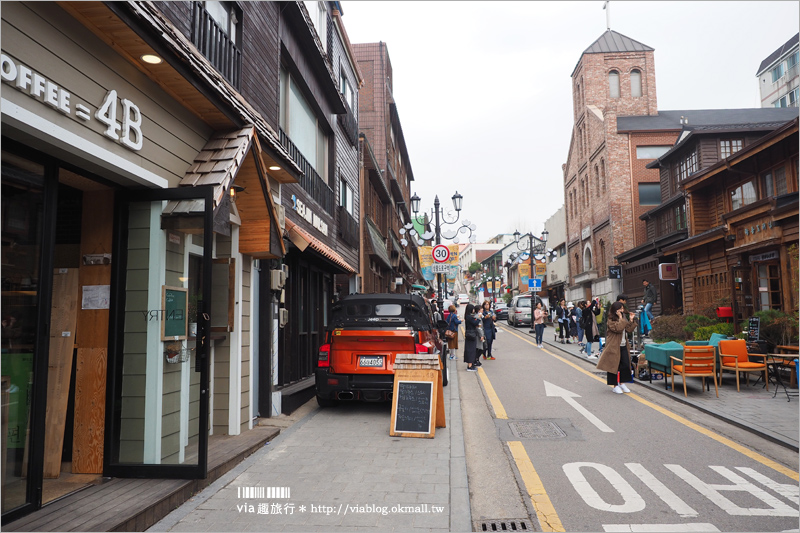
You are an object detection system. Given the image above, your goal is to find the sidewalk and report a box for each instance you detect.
[150,363,471,532]
[529,327,799,452]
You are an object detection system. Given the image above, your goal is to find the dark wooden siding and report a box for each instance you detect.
[240,2,280,130]
[154,1,191,37]
[698,137,719,170]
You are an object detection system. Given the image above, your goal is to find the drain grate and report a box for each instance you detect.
[475,519,532,532]
[508,420,566,439]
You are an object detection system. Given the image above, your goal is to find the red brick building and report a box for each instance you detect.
[563,30,663,304]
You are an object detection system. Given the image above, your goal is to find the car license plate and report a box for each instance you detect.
[359,355,384,367]
[525,313,531,318]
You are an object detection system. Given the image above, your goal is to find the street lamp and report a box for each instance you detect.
[512,229,551,333]
[408,191,476,314]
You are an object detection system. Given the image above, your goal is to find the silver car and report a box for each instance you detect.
[508,294,544,327]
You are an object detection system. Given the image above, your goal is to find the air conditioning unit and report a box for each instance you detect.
[270,269,286,290]
[279,308,289,328]
[659,263,679,281]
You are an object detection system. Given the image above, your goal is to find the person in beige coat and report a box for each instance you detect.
[596,301,639,394]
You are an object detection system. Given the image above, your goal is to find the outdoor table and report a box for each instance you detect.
[766,354,798,401]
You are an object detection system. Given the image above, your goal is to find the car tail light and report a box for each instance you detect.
[318,344,331,367]
[415,343,430,354]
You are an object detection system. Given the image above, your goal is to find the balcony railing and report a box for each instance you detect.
[338,206,359,248]
[191,3,242,89]
[279,128,334,214]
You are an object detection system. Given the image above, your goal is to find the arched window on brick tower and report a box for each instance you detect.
[631,69,642,97]
[600,159,607,194]
[583,245,593,272]
[609,70,620,99]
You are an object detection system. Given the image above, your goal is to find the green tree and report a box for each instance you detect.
[468,262,482,274]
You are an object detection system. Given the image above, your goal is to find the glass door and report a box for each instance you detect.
[106,186,213,479]
[1,149,50,518]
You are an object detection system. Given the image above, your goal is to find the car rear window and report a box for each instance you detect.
[516,298,531,308]
[331,298,431,330]
[375,304,402,316]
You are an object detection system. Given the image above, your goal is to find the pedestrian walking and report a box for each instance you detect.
[581,298,602,357]
[480,300,497,360]
[533,301,546,348]
[555,299,569,344]
[446,304,461,359]
[642,280,656,335]
[463,303,481,372]
[596,301,639,394]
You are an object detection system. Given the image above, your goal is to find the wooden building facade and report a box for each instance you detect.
[658,117,799,322]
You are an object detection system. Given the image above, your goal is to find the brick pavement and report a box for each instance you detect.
[534,329,799,451]
[150,364,471,532]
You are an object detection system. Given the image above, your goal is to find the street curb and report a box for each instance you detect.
[448,348,473,532]
[527,329,800,452]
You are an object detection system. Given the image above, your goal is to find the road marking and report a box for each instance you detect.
[735,467,799,504]
[499,325,800,482]
[625,463,698,517]
[665,464,797,516]
[477,367,508,419]
[543,381,613,432]
[507,441,565,532]
[563,462,645,513]
[602,524,719,532]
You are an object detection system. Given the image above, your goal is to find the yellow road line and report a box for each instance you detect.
[477,367,508,419]
[499,325,800,481]
[507,441,565,533]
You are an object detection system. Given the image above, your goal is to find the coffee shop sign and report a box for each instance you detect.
[291,195,328,236]
[1,53,143,151]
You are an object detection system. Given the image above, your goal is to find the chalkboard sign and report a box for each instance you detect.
[162,286,188,340]
[393,381,433,434]
[747,316,760,343]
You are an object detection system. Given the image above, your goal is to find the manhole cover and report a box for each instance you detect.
[475,519,532,532]
[508,420,566,439]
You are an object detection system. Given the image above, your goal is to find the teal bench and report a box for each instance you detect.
[644,341,685,389]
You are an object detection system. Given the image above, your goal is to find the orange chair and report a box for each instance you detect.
[670,346,718,398]
[718,339,768,392]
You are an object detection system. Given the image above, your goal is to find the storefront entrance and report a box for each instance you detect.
[106,186,214,479]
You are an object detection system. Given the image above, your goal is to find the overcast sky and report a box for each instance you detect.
[340,1,799,243]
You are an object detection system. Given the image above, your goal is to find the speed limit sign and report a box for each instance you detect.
[432,244,450,263]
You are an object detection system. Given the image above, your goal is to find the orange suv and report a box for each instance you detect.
[315,294,449,407]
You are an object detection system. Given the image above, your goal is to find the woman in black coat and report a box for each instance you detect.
[580,299,602,357]
[463,303,481,372]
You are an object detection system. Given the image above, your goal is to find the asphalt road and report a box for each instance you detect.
[459,315,799,532]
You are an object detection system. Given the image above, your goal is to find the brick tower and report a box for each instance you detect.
[563,30,658,303]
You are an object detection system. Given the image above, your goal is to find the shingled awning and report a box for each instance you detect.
[164,126,286,258]
[285,219,355,274]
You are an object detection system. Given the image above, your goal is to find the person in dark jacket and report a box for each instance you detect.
[555,300,569,343]
[463,303,482,372]
[581,298,602,357]
[480,300,497,360]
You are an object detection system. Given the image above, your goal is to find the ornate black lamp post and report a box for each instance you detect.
[512,229,550,333]
[409,191,474,314]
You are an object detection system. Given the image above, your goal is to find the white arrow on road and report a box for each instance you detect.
[543,381,614,433]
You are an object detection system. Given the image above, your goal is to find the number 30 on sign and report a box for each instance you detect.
[432,245,450,263]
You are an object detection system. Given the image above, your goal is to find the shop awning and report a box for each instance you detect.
[286,219,355,274]
[164,126,285,258]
